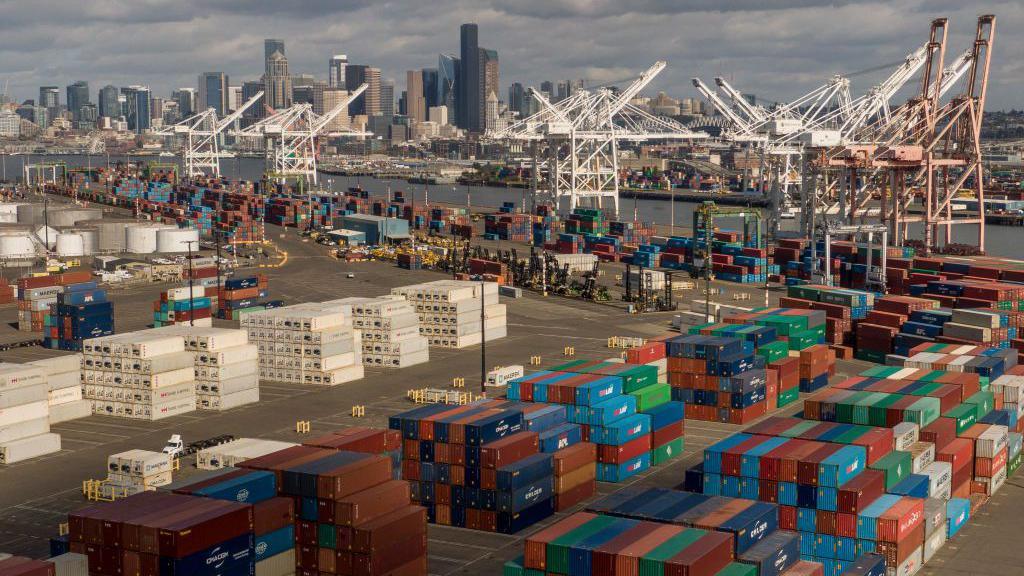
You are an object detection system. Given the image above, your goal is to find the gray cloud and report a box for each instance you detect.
[0,0,1019,110]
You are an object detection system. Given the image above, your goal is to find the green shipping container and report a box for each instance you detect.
[963,391,994,420]
[632,383,671,411]
[756,340,789,364]
[639,529,707,576]
[547,515,619,574]
[1009,451,1022,476]
[781,420,820,438]
[777,387,800,408]
[652,436,685,465]
[715,563,759,576]
[503,557,525,576]
[318,522,336,549]
[788,329,821,351]
[854,349,887,364]
[945,404,979,435]
[870,450,912,490]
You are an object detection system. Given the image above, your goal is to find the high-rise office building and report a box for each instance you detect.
[329,55,348,89]
[264,49,292,110]
[317,88,350,132]
[458,23,480,131]
[380,81,394,119]
[241,81,264,126]
[198,72,229,115]
[480,49,500,130]
[39,86,59,109]
[66,81,90,122]
[406,71,425,124]
[428,105,448,126]
[421,68,439,109]
[98,85,120,119]
[172,88,196,118]
[264,39,285,62]
[485,91,499,133]
[228,86,242,112]
[121,86,151,133]
[508,83,525,118]
[438,54,459,119]
[345,65,381,117]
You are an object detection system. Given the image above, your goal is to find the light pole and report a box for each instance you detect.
[184,240,199,326]
[667,175,675,237]
[480,279,487,394]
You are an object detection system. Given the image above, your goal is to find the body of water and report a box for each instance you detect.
[1,152,1016,259]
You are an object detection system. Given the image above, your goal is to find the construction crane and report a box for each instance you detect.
[156,91,263,178]
[234,84,369,186]
[493,62,707,215]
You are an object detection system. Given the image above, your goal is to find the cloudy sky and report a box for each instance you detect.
[1,0,1020,110]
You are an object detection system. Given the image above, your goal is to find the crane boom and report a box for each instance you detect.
[714,78,768,123]
[215,91,264,133]
[311,83,367,134]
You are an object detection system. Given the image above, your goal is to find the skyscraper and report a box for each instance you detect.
[421,68,439,109]
[508,82,525,118]
[198,72,229,115]
[458,23,479,131]
[99,85,120,119]
[264,39,285,62]
[241,81,264,126]
[438,54,459,120]
[39,86,59,109]
[540,81,554,98]
[345,65,381,117]
[481,49,499,129]
[66,81,90,122]
[264,49,292,110]
[380,81,394,119]
[329,55,348,89]
[121,86,151,133]
[316,87,350,131]
[172,88,196,118]
[406,71,425,124]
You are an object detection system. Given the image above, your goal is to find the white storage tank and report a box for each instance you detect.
[34,225,59,249]
[0,233,37,259]
[0,204,21,224]
[51,208,103,227]
[76,227,98,255]
[156,228,200,253]
[98,219,137,252]
[56,233,85,257]
[125,223,165,254]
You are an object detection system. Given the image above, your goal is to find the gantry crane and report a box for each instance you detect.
[157,91,264,178]
[234,84,369,186]
[492,62,707,215]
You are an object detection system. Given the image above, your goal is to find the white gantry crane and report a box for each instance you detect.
[157,91,264,178]
[493,62,707,214]
[234,84,369,186]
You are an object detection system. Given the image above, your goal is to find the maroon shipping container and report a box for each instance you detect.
[296,521,317,547]
[350,505,427,554]
[351,533,427,576]
[0,557,55,576]
[876,524,925,565]
[254,497,295,535]
[481,431,539,469]
[663,530,734,576]
[851,428,894,466]
[523,512,598,571]
[155,500,253,558]
[921,417,957,452]
[303,427,402,453]
[238,445,333,484]
[553,442,597,476]
[554,479,597,512]
[332,480,411,526]
[591,522,665,576]
[316,454,393,500]
[133,496,219,552]
[797,444,839,486]
[598,434,652,465]
[837,469,886,515]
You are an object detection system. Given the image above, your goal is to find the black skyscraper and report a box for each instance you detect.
[459,23,480,131]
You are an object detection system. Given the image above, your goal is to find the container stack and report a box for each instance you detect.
[102,449,173,497]
[857,295,941,361]
[665,334,773,424]
[160,467,295,575]
[724,308,828,352]
[392,280,507,348]
[153,285,215,327]
[196,438,299,470]
[325,296,430,368]
[389,399,561,532]
[0,556,56,575]
[16,271,91,333]
[81,331,197,420]
[158,325,261,411]
[0,363,62,465]
[29,356,90,424]
[894,343,1018,381]
[242,303,364,386]
[238,442,427,575]
[218,274,273,321]
[67,492,256,576]
[42,280,114,352]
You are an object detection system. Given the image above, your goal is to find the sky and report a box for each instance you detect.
[0,0,1020,111]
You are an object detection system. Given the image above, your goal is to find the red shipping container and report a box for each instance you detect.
[524,513,598,570]
[838,469,886,514]
[876,498,924,543]
[663,531,733,576]
[481,431,539,469]
[350,505,427,555]
[598,434,652,465]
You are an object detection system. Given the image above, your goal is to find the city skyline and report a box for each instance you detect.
[1,2,1020,110]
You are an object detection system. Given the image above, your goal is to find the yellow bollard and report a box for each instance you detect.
[607,336,617,348]
[563,346,575,356]
[452,377,465,388]
[295,420,311,434]
[351,405,366,418]
[530,355,541,365]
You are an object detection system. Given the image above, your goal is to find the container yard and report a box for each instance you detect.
[0,85,1021,575]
